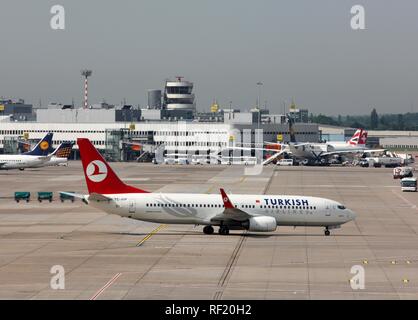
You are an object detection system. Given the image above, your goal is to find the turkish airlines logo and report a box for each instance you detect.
[86,160,108,182]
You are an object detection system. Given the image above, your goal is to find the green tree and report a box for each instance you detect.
[350,121,365,129]
[397,114,404,130]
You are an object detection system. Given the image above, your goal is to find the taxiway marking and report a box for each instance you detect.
[392,190,417,210]
[90,272,122,300]
[136,224,166,247]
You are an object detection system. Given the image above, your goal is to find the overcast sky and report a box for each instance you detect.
[0,0,417,115]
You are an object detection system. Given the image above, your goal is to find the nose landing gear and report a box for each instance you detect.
[324,227,330,236]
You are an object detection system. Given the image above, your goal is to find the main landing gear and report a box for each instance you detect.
[218,225,230,235]
[324,227,330,236]
[203,225,214,235]
[203,225,230,235]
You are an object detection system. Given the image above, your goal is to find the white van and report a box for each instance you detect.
[401,178,417,192]
[277,159,294,166]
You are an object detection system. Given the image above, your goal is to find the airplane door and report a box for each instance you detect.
[129,200,136,214]
[325,205,331,217]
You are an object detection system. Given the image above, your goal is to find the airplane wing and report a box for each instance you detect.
[360,149,387,154]
[289,143,311,148]
[224,146,280,152]
[59,192,112,204]
[210,188,254,223]
[321,148,387,157]
[59,191,89,204]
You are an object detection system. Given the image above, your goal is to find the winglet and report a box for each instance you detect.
[220,188,234,209]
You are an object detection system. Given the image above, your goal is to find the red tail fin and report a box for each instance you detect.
[348,129,368,146]
[77,138,149,194]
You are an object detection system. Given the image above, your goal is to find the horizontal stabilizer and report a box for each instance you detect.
[89,192,112,202]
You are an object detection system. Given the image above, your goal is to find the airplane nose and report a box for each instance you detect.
[348,210,357,221]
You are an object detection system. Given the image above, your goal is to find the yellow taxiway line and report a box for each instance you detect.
[136,224,166,247]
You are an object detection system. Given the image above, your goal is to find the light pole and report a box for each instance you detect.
[81,69,92,109]
[256,82,263,130]
[256,82,263,109]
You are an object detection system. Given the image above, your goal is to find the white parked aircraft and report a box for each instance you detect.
[29,142,74,167]
[0,154,51,170]
[63,138,356,236]
[288,129,382,160]
[0,133,54,170]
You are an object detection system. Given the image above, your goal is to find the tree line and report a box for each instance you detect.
[309,109,418,131]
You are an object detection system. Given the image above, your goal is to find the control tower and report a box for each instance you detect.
[163,77,195,111]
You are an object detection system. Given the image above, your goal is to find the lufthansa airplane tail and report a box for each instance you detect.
[348,129,368,146]
[23,133,54,156]
[54,142,74,159]
[77,138,149,195]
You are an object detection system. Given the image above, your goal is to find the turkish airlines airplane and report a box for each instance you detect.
[63,138,356,236]
[0,133,54,170]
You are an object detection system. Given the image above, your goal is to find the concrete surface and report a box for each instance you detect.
[0,162,417,299]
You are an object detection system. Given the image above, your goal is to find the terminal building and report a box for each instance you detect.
[0,78,320,161]
[0,121,319,161]
[0,98,34,121]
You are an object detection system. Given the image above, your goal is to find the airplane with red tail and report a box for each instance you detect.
[62,138,356,236]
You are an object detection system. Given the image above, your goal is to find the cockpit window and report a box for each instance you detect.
[337,205,346,210]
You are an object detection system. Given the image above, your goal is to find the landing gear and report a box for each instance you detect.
[324,227,330,236]
[203,225,214,235]
[218,226,230,235]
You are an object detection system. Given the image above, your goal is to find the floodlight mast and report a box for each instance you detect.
[81,69,92,109]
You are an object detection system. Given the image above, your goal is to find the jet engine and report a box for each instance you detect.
[244,216,277,232]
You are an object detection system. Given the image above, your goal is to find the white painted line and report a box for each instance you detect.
[392,190,417,210]
[90,272,122,300]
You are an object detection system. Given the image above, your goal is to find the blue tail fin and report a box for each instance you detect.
[23,133,54,156]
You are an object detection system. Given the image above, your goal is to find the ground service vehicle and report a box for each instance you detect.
[393,167,413,179]
[401,178,417,192]
[15,192,30,203]
[38,192,53,202]
[60,192,75,202]
[277,159,294,166]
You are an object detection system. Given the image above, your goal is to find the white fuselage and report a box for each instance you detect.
[327,141,366,153]
[289,142,365,159]
[0,154,47,170]
[87,193,355,228]
[30,156,68,168]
